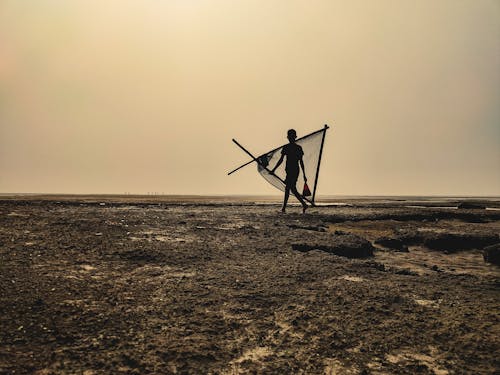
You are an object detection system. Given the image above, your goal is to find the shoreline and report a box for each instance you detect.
[1,194,499,210]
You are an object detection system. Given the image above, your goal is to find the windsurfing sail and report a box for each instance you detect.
[229,125,329,205]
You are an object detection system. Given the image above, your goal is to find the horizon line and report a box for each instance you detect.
[1,193,499,199]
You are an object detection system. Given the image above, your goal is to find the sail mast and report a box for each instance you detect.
[312,124,329,204]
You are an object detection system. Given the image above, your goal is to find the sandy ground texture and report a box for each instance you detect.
[0,196,499,374]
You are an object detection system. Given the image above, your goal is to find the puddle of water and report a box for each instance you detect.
[222,347,273,375]
[114,206,142,211]
[375,246,498,278]
[7,212,28,217]
[233,346,272,364]
[323,359,357,374]
[339,275,365,282]
[416,228,448,233]
[214,222,255,231]
[129,234,192,243]
[386,348,449,375]
[128,236,146,242]
[406,205,500,211]
[414,298,441,308]
[405,205,457,210]
[128,265,195,279]
[155,235,186,242]
[80,264,96,271]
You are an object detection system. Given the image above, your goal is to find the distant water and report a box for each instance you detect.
[0,193,499,208]
[1,193,499,199]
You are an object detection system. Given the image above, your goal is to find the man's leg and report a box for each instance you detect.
[291,185,308,213]
[282,186,291,212]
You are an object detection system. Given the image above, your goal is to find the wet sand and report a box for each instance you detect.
[1,196,499,374]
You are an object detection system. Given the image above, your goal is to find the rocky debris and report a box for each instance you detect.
[117,249,165,263]
[374,237,409,252]
[292,234,374,258]
[287,224,327,232]
[457,202,486,210]
[430,265,443,272]
[483,243,500,265]
[393,268,418,276]
[362,260,387,271]
[394,229,424,244]
[423,233,499,252]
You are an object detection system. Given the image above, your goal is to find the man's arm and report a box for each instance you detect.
[300,157,307,182]
[271,154,284,174]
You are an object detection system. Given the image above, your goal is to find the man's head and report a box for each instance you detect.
[287,129,297,142]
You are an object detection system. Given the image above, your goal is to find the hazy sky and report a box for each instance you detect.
[1,0,499,196]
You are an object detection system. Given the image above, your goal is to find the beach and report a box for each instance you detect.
[1,196,499,374]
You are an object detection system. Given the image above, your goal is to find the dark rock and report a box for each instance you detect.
[374,237,407,251]
[423,233,498,252]
[291,244,312,252]
[292,234,374,258]
[324,209,500,225]
[393,229,424,245]
[483,243,500,265]
[394,268,417,276]
[431,265,443,272]
[391,229,498,253]
[364,261,386,271]
[457,202,486,210]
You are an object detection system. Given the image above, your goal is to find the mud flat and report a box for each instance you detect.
[1,196,499,374]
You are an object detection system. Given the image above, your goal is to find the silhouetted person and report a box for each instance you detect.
[272,129,308,213]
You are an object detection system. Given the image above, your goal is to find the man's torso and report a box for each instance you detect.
[282,143,303,174]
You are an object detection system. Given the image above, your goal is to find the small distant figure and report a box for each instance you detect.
[272,129,308,213]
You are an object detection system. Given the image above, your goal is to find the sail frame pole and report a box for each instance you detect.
[312,124,329,204]
[232,139,313,205]
[228,126,329,175]
[227,158,254,176]
[231,139,273,174]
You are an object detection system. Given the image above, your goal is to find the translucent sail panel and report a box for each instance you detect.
[257,130,325,200]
